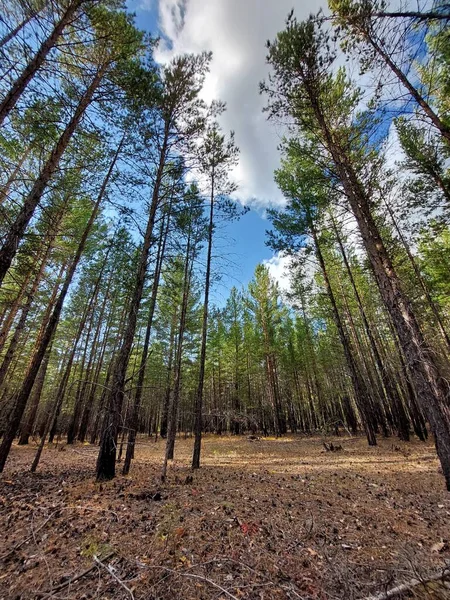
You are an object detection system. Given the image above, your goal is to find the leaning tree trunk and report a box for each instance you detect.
[0,253,62,389]
[0,11,35,49]
[0,138,121,473]
[357,26,450,144]
[47,281,101,443]
[0,63,107,287]
[311,97,450,487]
[77,269,115,444]
[122,206,171,475]
[383,198,450,352]
[0,0,85,126]
[310,217,377,444]
[0,146,32,206]
[330,214,410,441]
[18,342,53,445]
[347,177,450,486]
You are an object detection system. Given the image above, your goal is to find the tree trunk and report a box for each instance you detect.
[0,253,60,389]
[96,125,169,481]
[358,26,450,144]
[383,198,450,351]
[162,217,194,480]
[0,138,121,473]
[122,207,171,475]
[0,63,106,286]
[330,214,410,440]
[192,167,214,470]
[17,342,53,445]
[310,216,377,445]
[0,0,85,126]
[311,96,450,486]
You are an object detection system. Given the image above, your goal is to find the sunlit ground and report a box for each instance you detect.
[1,433,449,599]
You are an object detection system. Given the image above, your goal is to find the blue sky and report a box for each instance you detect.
[127,0,326,298]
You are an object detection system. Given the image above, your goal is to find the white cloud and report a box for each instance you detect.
[384,119,407,174]
[153,0,325,208]
[263,251,293,294]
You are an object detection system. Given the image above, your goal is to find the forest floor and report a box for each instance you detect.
[0,434,449,600]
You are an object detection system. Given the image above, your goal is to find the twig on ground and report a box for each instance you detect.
[0,506,119,562]
[35,553,114,598]
[145,564,240,600]
[93,554,135,599]
[361,569,450,600]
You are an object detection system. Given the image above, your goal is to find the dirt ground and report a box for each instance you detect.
[0,434,449,600]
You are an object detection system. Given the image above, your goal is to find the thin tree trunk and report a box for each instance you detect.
[0,11,35,48]
[383,198,450,351]
[96,125,169,481]
[330,213,410,440]
[66,303,96,444]
[18,342,53,445]
[0,138,121,473]
[310,94,450,486]
[77,270,115,443]
[0,201,66,388]
[0,271,32,353]
[357,27,450,144]
[0,146,32,205]
[162,217,194,480]
[0,256,60,389]
[192,167,215,470]
[122,207,171,475]
[0,63,107,286]
[0,0,85,126]
[310,216,377,445]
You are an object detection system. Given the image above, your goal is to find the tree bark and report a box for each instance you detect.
[0,63,106,286]
[0,137,121,472]
[96,125,169,481]
[162,215,195,480]
[310,215,377,445]
[0,0,85,126]
[309,92,450,486]
[122,206,171,475]
[18,342,53,445]
[330,213,410,441]
[192,167,214,470]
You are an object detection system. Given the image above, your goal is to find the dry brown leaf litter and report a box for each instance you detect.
[0,434,449,600]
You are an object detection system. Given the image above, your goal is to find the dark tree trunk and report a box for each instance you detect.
[48,290,98,443]
[192,168,214,470]
[0,0,85,126]
[384,199,450,351]
[310,216,377,446]
[310,95,450,487]
[162,217,195,480]
[0,64,106,286]
[355,26,450,144]
[18,343,52,445]
[122,207,171,475]
[66,260,107,444]
[0,139,121,473]
[96,127,169,481]
[0,251,59,389]
[330,215,410,441]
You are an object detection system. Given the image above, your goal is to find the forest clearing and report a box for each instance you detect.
[2,0,450,597]
[1,434,449,600]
